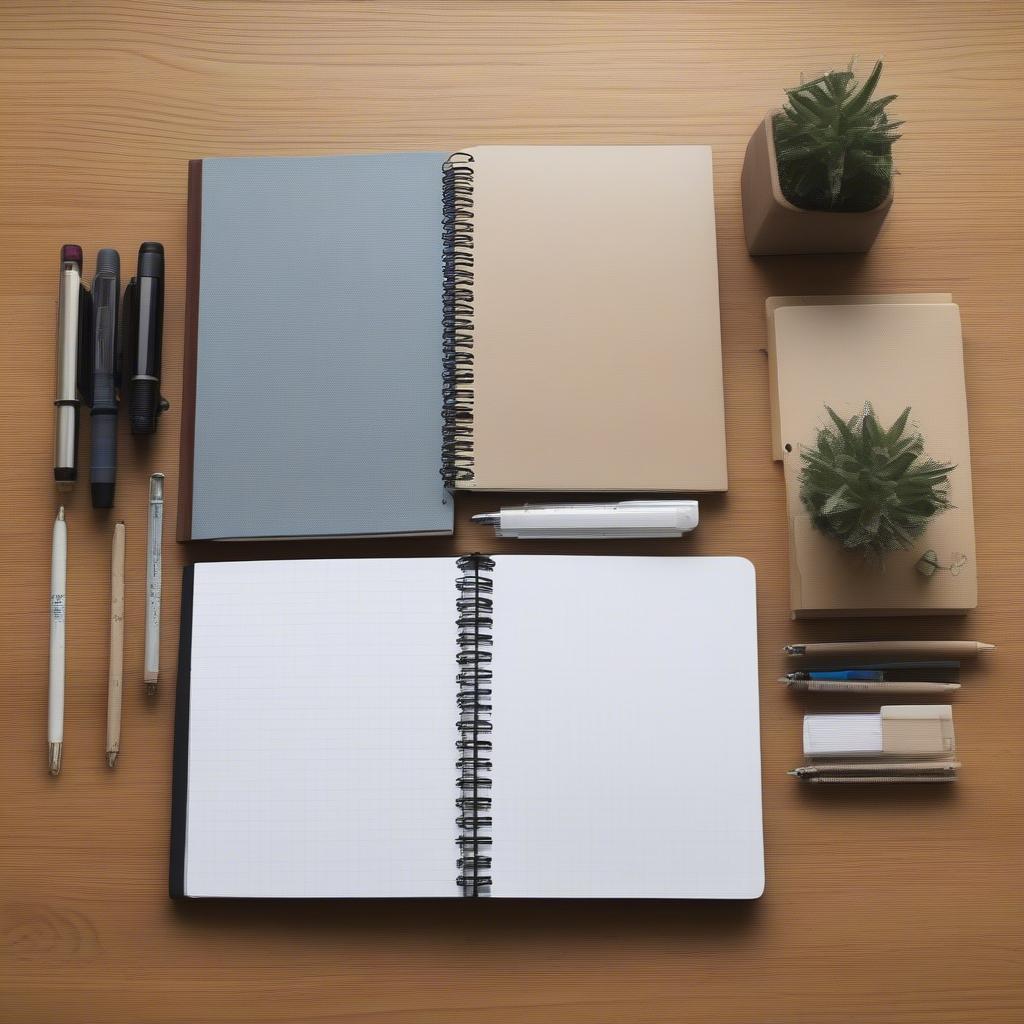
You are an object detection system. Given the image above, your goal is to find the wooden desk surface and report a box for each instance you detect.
[2,3,1022,1021]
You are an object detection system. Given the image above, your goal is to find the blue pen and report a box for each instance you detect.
[785,670,884,681]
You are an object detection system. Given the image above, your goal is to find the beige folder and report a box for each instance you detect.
[768,296,977,617]
[460,146,728,492]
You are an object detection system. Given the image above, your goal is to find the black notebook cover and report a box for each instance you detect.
[168,565,194,899]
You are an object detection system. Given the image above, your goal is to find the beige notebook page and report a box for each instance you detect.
[775,302,977,616]
[462,146,727,491]
[766,294,952,462]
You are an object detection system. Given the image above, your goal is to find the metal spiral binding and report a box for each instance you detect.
[441,152,476,486]
[455,553,494,895]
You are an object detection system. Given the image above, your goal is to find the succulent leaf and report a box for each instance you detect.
[798,403,954,560]
[773,60,900,212]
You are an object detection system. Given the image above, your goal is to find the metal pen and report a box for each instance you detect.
[54,245,85,489]
[144,473,164,696]
[804,775,956,784]
[789,760,961,778]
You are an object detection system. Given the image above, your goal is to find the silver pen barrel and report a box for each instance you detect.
[54,246,84,489]
[144,473,164,696]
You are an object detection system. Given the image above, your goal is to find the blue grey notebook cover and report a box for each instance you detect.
[180,152,453,540]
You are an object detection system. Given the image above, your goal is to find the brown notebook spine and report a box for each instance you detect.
[176,159,203,542]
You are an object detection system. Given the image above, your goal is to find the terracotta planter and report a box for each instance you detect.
[741,114,893,256]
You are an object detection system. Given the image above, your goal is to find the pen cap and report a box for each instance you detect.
[96,247,120,276]
[61,244,83,268]
[137,241,164,277]
[881,705,955,756]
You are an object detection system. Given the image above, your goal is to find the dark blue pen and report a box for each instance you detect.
[88,249,120,507]
[785,670,884,681]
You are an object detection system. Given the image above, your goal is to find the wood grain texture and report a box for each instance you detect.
[1,2,1022,1021]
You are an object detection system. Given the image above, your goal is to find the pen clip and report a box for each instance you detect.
[76,282,94,406]
[120,276,137,395]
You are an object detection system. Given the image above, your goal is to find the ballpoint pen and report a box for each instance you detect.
[88,249,120,508]
[781,679,961,695]
[785,661,959,674]
[789,761,961,778]
[472,500,699,539]
[782,663,959,681]
[784,640,995,658]
[107,522,125,767]
[49,507,67,775]
[54,245,87,490]
[786,669,887,681]
[790,760,960,784]
[803,775,956,784]
[144,473,164,696]
[123,242,169,435]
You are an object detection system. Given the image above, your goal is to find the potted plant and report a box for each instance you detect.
[798,403,954,561]
[741,61,902,255]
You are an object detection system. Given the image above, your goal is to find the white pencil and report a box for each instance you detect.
[144,473,164,697]
[106,522,125,767]
[48,507,67,775]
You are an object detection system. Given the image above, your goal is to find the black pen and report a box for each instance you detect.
[88,249,120,507]
[123,242,169,434]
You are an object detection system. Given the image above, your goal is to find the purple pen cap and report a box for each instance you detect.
[61,244,83,267]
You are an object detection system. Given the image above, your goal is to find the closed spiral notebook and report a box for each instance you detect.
[179,147,727,540]
[170,556,763,899]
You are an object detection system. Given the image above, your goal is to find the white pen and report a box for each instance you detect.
[49,506,67,775]
[472,500,699,539]
[144,473,164,697]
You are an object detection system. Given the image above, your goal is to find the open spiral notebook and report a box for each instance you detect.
[170,555,763,899]
[178,146,727,540]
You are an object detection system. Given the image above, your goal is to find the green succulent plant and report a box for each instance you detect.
[799,403,955,560]
[774,60,902,212]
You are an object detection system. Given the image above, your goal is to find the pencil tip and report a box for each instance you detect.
[48,742,62,775]
[107,751,118,768]
[57,506,65,521]
[146,680,158,697]
[979,643,996,652]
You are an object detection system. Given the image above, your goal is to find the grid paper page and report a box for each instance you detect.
[184,558,458,897]
[489,556,763,899]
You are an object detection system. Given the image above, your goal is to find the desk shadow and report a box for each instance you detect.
[173,894,759,943]
[746,249,874,299]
